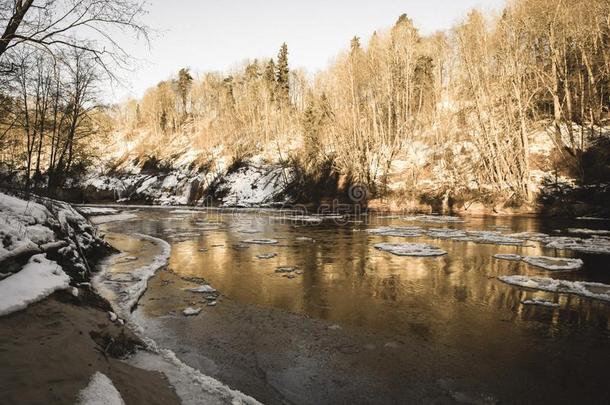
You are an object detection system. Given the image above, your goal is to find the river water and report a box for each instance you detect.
[98,209,610,404]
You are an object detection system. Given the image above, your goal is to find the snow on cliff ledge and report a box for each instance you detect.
[216,165,293,207]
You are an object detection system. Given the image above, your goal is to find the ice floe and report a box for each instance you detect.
[93,233,171,317]
[543,236,610,254]
[0,254,70,316]
[242,238,278,245]
[186,285,217,294]
[493,254,522,261]
[403,215,464,223]
[368,226,424,238]
[183,307,202,316]
[521,298,560,307]
[499,275,610,302]
[521,256,583,271]
[566,228,610,235]
[77,371,125,405]
[275,266,296,273]
[374,242,447,257]
[256,253,278,259]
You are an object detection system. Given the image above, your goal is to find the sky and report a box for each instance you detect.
[108,0,506,102]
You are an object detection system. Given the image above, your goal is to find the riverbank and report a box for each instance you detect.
[0,289,180,404]
[0,191,181,404]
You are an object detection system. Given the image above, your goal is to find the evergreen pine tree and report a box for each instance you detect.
[276,43,290,103]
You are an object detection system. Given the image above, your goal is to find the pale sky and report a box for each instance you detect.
[108,0,506,102]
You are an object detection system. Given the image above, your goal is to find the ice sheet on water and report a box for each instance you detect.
[544,236,610,254]
[93,233,171,318]
[499,275,610,302]
[521,255,583,271]
[507,231,549,241]
[256,253,277,259]
[368,226,425,238]
[426,228,469,239]
[466,231,523,246]
[242,238,278,245]
[493,253,522,261]
[374,242,447,257]
[566,228,610,235]
[521,298,560,307]
[77,371,125,405]
[403,215,464,223]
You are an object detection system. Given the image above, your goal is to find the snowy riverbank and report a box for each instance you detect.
[0,191,259,404]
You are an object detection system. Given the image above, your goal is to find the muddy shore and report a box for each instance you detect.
[0,289,180,405]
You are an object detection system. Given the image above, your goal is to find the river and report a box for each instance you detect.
[97,208,610,404]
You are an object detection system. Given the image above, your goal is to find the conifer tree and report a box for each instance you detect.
[276,43,290,104]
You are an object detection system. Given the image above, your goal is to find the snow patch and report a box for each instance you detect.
[0,254,69,316]
[77,371,125,405]
[89,212,138,225]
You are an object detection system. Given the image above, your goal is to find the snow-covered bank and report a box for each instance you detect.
[0,191,112,315]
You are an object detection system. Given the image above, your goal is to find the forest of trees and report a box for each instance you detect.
[1,0,609,205]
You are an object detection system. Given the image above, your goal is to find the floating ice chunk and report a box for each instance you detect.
[566,228,610,235]
[522,255,583,271]
[242,238,278,245]
[77,371,125,405]
[493,254,522,261]
[403,215,464,223]
[275,266,297,273]
[521,298,560,307]
[499,275,610,302]
[368,226,424,237]
[507,232,549,241]
[237,228,259,234]
[576,216,610,221]
[295,236,314,241]
[170,209,195,214]
[328,324,341,330]
[426,228,468,239]
[271,215,323,224]
[183,307,202,316]
[186,285,216,294]
[374,242,447,257]
[466,231,523,246]
[544,236,610,254]
[256,253,277,259]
